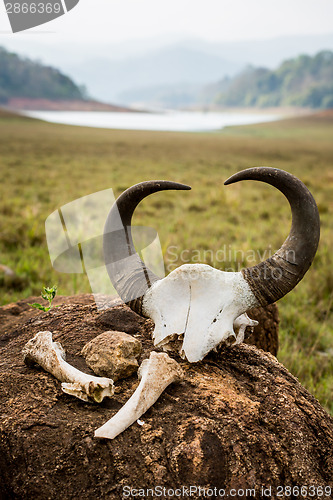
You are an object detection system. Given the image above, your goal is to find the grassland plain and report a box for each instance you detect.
[0,109,332,413]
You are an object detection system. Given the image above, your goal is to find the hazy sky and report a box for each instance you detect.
[0,0,332,44]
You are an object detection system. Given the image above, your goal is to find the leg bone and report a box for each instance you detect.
[94,351,184,439]
[22,331,114,403]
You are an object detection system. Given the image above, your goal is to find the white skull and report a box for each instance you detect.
[143,263,258,362]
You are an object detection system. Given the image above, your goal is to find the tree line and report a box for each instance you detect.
[0,46,86,104]
[213,50,333,109]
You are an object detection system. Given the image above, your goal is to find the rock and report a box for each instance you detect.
[247,303,279,355]
[0,264,16,277]
[0,263,26,290]
[1,295,330,500]
[95,306,146,335]
[81,331,142,381]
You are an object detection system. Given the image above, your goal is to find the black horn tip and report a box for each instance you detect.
[224,167,285,186]
[134,180,191,191]
[163,181,191,191]
[170,182,192,191]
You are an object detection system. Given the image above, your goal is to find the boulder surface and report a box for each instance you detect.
[0,295,331,500]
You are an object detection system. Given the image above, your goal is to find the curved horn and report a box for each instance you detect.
[224,167,320,305]
[104,180,191,315]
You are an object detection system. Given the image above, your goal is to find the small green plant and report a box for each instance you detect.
[30,285,58,312]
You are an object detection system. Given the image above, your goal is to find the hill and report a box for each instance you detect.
[212,50,333,109]
[0,46,86,104]
[111,49,333,110]
[45,32,333,104]
[0,46,133,112]
[71,45,241,107]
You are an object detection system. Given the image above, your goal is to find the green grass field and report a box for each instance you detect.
[0,109,332,413]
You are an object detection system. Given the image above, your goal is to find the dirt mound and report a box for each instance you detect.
[0,295,331,499]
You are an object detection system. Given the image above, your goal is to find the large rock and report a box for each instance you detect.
[0,295,331,500]
[95,305,146,335]
[247,303,279,355]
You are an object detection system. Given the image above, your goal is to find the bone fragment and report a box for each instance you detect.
[22,331,114,403]
[233,313,258,344]
[94,351,184,439]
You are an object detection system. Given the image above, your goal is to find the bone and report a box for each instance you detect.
[142,264,258,363]
[233,313,259,345]
[22,331,114,403]
[94,351,184,439]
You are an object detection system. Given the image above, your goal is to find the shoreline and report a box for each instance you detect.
[4,98,139,113]
[183,105,316,117]
[1,105,326,134]
[3,98,317,118]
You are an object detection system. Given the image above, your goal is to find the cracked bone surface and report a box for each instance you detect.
[22,331,114,403]
[94,351,184,439]
[143,264,258,362]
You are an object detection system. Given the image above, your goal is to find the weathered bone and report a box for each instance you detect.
[94,351,184,439]
[142,264,258,362]
[23,331,114,403]
[233,313,258,345]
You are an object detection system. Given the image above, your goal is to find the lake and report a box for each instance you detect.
[22,110,283,133]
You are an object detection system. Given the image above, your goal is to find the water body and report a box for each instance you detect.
[23,110,282,132]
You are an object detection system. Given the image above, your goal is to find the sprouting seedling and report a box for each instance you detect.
[30,285,59,312]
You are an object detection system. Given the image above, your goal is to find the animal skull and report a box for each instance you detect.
[85,167,321,440]
[143,264,258,362]
[104,167,320,363]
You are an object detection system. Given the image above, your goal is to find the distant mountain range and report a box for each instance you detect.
[1,39,332,111]
[67,46,242,107]
[65,33,333,105]
[3,32,333,104]
[118,50,333,110]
